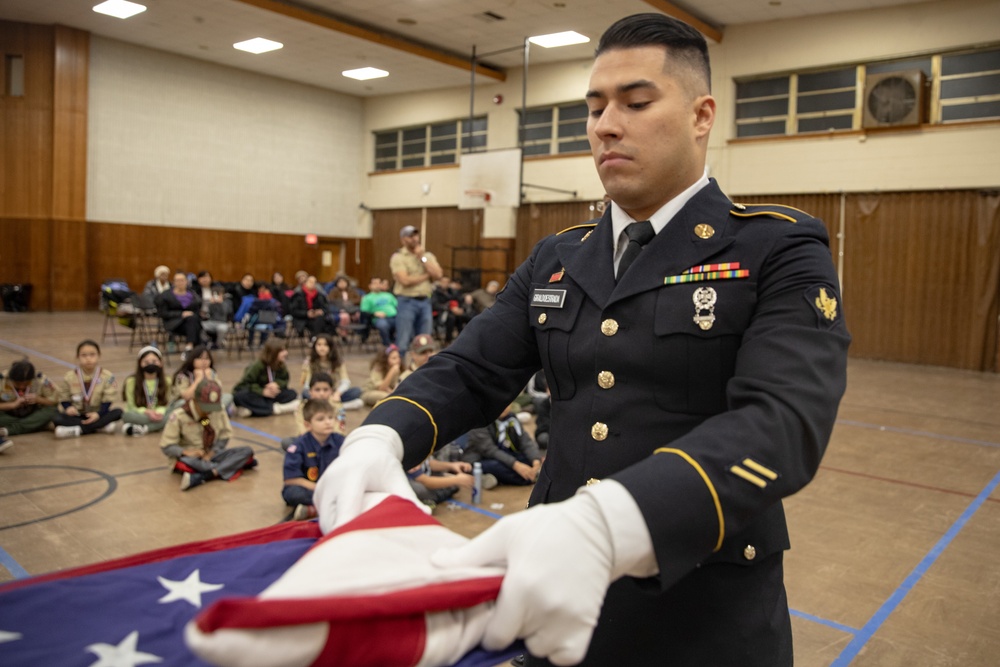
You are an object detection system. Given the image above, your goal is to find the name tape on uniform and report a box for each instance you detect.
[530,289,567,308]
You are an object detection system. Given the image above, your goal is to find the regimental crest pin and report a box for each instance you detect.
[692,286,717,331]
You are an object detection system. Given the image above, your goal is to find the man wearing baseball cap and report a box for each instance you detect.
[159,378,256,491]
[400,333,438,382]
[390,225,442,357]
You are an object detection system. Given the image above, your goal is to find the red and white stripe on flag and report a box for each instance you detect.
[186,495,506,667]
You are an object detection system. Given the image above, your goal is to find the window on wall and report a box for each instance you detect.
[734,45,1000,139]
[519,101,590,157]
[374,116,487,171]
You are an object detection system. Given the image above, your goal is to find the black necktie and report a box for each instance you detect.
[616,220,655,281]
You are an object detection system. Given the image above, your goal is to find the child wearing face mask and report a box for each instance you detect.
[120,346,172,437]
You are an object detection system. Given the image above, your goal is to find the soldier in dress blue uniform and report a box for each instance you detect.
[315,13,850,667]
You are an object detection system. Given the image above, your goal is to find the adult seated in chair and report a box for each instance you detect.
[289,275,331,338]
[327,276,363,340]
[359,277,396,347]
[143,265,172,300]
[155,272,203,357]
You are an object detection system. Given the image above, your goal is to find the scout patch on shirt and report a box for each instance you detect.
[307,466,320,482]
[530,288,567,308]
[805,284,841,328]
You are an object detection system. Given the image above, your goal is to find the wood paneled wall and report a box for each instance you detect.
[1,21,89,311]
[85,222,371,309]
[735,189,1000,371]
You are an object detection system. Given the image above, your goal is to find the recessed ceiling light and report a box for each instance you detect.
[528,31,589,48]
[92,0,147,20]
[342,67,389,81]
[233,38,283,54]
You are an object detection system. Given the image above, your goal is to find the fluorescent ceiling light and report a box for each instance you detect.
[233,38,284,54]
[342,67,389,81]
[528,31,589,48]
[93,0,147,20]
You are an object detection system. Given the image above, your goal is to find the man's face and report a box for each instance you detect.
[403,233,420,251]
[241,275,254,289]
[369,279,381,293]
[586,46,715,222]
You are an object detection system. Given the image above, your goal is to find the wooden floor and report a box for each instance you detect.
[1,311,999,666]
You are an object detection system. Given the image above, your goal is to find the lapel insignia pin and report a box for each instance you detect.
[693,286,717,331]
[694,224,715,239]
[580,229,594,242]
[549,268,565,283]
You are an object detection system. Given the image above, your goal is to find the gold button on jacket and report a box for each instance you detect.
[591,422,608,441]
[601,318,619,336]
[597,371,615,389]
[586,478,601,486]
[743,545,757,561]
[537,313,547,325]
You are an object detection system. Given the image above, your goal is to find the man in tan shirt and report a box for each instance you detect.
[390,225,442,356]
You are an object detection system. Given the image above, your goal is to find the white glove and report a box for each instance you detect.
[430,481,655,666]
[313,424,428,533]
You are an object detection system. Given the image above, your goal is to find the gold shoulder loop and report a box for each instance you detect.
[731,203,811,224]
[556,223,598,236]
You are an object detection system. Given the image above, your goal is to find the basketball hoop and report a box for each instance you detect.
[462,189,494,208]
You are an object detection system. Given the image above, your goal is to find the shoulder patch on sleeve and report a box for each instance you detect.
[731,203,812,224]
[805,285,842,327]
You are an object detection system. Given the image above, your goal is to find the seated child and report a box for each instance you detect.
[232,338,300,417]
[168,345,234,414]
[283,399,345,521]
[120,346,172,437]
[0,359,59,452]
[462,402,543,487]
[300,333,362,409]
[53,340,123,439]
[407,458,474,509]
[160,379,255,491]
[360,344,402,407]
[279,372,346,451]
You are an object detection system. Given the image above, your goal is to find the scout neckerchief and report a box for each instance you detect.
[143,377,159,408]
[184,402,216,452]
[77,366,101,407]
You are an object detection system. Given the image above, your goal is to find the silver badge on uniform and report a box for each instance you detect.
[692,286,717,331]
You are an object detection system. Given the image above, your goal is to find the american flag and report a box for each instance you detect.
[0,497,521,667]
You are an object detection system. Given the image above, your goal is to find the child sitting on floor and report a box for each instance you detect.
[160,378,256,491]
[54,340,123,439]
[299,333,362,409]
[0,359,59,453]
[120,346,172,437]
[232,338,300,417]
[283,398,345,520]
[407,457,474,510]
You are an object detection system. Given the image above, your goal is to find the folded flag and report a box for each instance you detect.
[0,498,521,667]
[187,495,514,667]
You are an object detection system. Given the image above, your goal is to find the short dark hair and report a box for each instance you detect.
[303,398,336,423]
[8,359,35,383]
[309,371,334,389]
[596,13,711,92]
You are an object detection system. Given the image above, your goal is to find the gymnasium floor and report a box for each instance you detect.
[1,311,998,666]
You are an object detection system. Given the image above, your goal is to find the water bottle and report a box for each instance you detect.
[336,406,347,433]
[472,462,483,505]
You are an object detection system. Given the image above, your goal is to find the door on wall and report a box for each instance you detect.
[317,242,346,284]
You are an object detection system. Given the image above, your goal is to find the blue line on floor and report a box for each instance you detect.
[0,545,29,580]
[446,499,503,520]
[231,422,284,443]
[830,467,1000,666]
[789,608,858,636]
[0,339,75,369]
[836,419,1000,449]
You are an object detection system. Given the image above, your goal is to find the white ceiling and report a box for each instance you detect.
[0,0,934,96]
